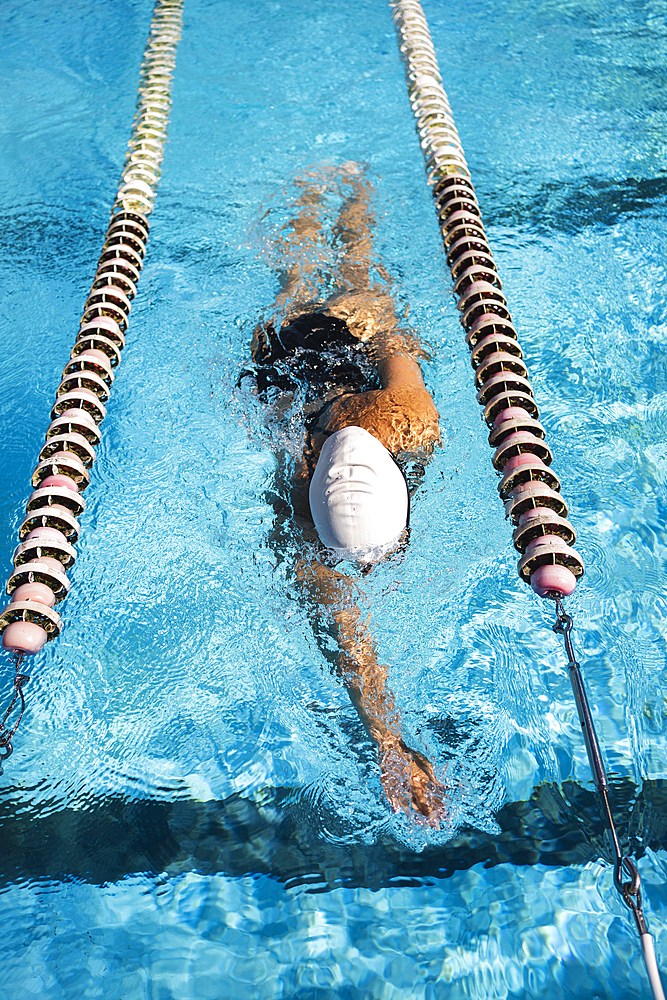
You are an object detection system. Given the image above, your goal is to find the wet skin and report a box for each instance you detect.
[257,166,446,824]
[309,353,441,460]
[293,350,445,824]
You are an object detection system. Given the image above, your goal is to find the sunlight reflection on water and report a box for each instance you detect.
[1,0,667,996]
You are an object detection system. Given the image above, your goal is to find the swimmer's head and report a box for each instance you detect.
[308,426,409,560]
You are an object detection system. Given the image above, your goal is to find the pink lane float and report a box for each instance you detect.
[453,188,584,597]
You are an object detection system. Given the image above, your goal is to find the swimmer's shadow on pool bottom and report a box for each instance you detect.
[0,776,666,889]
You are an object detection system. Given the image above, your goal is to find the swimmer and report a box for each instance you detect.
[248,164,445,824]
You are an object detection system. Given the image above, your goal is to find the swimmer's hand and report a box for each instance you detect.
[378,734,447,827]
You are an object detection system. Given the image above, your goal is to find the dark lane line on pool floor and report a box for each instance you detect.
[0,777,665,891]
[480,173,667,235]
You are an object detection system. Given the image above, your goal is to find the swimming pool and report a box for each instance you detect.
[1,0,667,995]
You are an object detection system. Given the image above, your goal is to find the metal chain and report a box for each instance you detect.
[0,651,29,768]
[547,594,652,938]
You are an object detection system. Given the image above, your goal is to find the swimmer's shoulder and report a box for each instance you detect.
[319,386,441,458]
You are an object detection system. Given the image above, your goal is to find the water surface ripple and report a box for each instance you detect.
[1,0,667,997]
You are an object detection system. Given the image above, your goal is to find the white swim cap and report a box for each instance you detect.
[309,426,409,557]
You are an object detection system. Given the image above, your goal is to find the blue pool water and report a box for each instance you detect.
[2,0,667,996]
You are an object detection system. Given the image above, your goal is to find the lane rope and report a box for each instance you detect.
[0,0,184,756]
[391,0,583,600]
[390,2,665,997]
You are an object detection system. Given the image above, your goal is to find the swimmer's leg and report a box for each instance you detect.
[264,164,367,319]
[332,169,375,291]
[269,173,331,316]
[321,170,403,342]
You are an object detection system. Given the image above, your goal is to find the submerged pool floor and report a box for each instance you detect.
[2,0,667,996]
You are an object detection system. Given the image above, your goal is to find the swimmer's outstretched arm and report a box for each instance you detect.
[296,557,446,824]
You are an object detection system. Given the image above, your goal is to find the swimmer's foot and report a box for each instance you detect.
[378,735,447,827]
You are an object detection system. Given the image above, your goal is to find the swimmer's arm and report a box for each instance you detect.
[297,558,445,823]
[376,352,426,391]
[296,559,402,746]
[317,365,441,459]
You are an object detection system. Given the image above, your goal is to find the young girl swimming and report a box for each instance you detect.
[249,164,445,824]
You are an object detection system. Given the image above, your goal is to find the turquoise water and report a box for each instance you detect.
[1,0,667,996]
